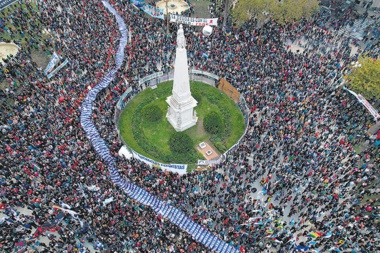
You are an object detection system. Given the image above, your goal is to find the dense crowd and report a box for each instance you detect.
[1,0,380,253]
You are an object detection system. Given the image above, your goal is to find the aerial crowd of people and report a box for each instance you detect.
[0,0,380,252]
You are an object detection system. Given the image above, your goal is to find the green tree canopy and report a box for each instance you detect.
[232,0,319,25]
[204,111,223,135]
[344,56,380,100]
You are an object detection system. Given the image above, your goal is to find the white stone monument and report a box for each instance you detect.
[166,25,198,132]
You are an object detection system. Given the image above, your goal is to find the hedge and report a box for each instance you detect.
[169,132,193,153]
[142,104,163,122]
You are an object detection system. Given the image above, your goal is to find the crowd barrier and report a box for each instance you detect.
[81,1,239,252]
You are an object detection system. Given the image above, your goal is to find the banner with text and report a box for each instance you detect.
[138,71,163,85]
[189,69,219,80]
[116,87,133,110]
[131,150,187,175]
[357,94,380,120]
[344,87,380,121]
[170,14,218,26]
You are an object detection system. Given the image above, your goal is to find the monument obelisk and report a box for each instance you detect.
[166,25,198,132]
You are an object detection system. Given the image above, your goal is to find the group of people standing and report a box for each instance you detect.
[0,0,379,252]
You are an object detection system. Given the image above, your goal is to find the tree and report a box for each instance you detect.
[344,56,380,100]
[204,111,223,135]
[232,0,319,25]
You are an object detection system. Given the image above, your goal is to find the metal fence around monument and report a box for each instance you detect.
[115,70,250,170]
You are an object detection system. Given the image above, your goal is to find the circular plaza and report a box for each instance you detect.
[118,80,246,166]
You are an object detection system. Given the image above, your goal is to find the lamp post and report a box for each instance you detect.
[165,0,170,34]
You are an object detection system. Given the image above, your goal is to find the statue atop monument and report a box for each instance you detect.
[166,25,198,132]
[177,24,186,48]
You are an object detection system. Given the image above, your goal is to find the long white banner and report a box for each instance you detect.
[138,71,163,85]
[131,150,187,175]
[116,87,133,110]
[170,14,218,27]
[189,69,219,80]
[343,87,380,120]
[357,94,380,120]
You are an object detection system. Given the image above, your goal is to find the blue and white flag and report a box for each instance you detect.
[47,59,69,79]
[44,52,61,75]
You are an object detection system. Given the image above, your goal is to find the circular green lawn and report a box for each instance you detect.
[118,81,245,164]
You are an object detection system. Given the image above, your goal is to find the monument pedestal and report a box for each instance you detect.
[166,96,198,132]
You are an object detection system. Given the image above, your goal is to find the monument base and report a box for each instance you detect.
[166,95,198,132]
[167,114,198,132]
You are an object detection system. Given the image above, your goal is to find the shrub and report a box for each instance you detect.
[204,111,223,134]
[142,104,163,122]
[215,141,227,152]
[169,132,193,153]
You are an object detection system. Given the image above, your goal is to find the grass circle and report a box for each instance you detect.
[118,81,245,165]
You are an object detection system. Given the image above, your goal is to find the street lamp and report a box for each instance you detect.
[165,0,170,34]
